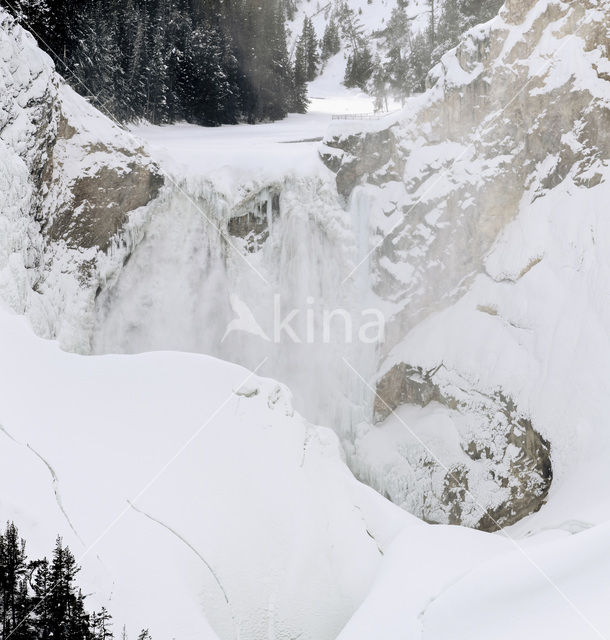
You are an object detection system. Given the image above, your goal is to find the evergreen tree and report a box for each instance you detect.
[344,45,373,90]
[292,37,309,113]
[321,19,340,61]
[406,31,432,94]
[266,2,293,119]
[336,0,365,50]
[374,3,411,99]
[181,25,235,126]
[91,607,113,640]
[31,559,51,640]
[46,536,91,640]
[0,522,30,640]
[302,17,319,81]
[370,55,390,112]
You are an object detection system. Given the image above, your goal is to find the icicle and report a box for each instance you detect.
[266,189,273,234]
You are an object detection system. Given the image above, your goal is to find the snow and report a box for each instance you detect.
[0,301,405,640]
[130,52,398,189]
[338,522,610,640]
[5,292,610,640]
[3,1,610,639]
[308,52,392,115]
[132,115,329,187]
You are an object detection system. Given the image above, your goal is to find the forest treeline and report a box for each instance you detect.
[0,522,144,640]
[336,0,504,108]
[2,0,308,125]
[2,0,504,125]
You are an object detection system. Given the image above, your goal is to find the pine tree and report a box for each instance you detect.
[46,536,90,640]
[303,17,319,81]
[321,19,340,61]
[91,607,113,640]
[268,2,293,118]
[0,522,30,640]
[344,45,373,90]
[336,0,365,50]
[31,559,51,640]
[292,37,309,113]
[146,8,170,124]
[371,55,390,112]
[433,0,461,64]
[375,3,411,99]
[406,31,432,94]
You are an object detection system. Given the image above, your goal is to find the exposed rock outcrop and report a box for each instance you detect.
[227,190,280,252]
[372,363,552,531]
[47,161,163,251]
[320,128,404,198]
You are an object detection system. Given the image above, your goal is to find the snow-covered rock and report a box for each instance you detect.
[322,0,610,529]
[0,9,164,352]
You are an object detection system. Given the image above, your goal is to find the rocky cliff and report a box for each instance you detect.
[322,0,610,529]
[0,10,163,350]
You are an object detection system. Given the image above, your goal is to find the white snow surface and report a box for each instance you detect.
[4,297,610,640]
[0,301,407,640]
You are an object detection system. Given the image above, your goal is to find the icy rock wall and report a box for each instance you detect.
[320,0,610,529]
[0,8,164,352]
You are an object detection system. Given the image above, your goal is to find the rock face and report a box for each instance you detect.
[320,128,403,198]
[0,9,163,351]
[227,190,280,252]
[47,162,163,251]
[321,0,610,528]
[373,363,552,530]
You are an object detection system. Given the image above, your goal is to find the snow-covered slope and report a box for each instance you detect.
[288,0,427,115]
[0,301,408,640]
[6,286,610,640]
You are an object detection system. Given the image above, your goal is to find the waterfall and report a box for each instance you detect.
[91,175,381,443]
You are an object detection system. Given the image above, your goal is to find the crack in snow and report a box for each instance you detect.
[0,423,84,544]
[126,500,238,639]
[353,504,384,557]
[27,443,85,545]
